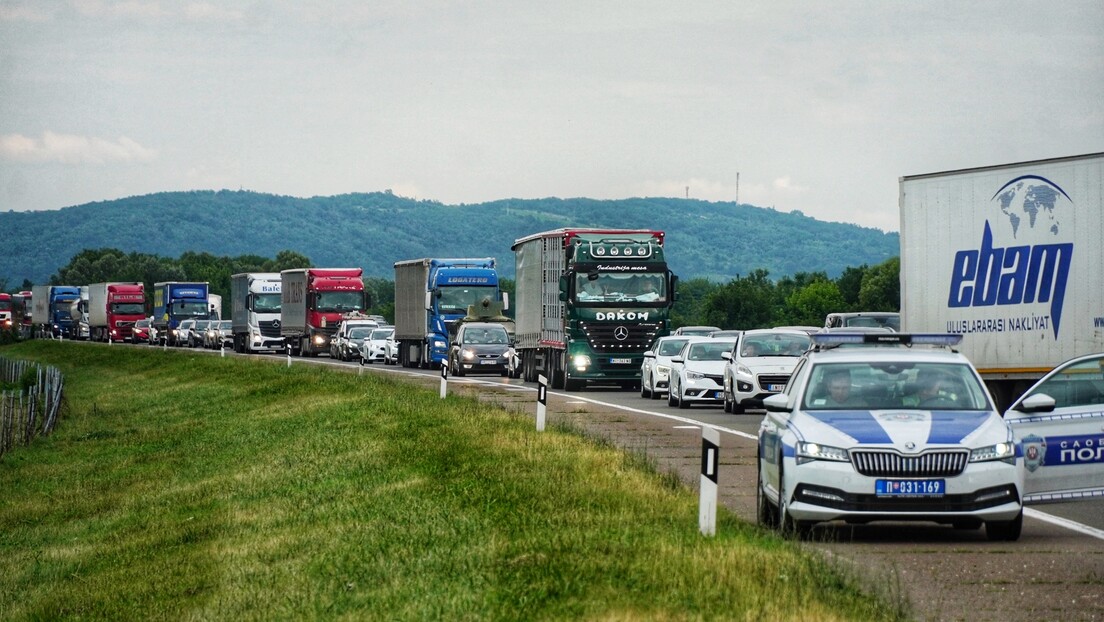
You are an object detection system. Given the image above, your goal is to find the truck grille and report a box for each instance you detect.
[756,374,790,391]
[851,450,969,478]
[579,322,662,353]
[259,320,282,338]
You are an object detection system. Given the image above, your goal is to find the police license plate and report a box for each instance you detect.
[609,357,632,364]
[875,479,945,496]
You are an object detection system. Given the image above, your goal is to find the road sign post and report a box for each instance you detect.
[536,374,548,431]
[440,362,448,399]
[700,426,719,536]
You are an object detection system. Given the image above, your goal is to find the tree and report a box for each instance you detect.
[266,250,311,272]
[780,280,847,327]
[836,264,868,309]
[700,269,775,329]
[858,257,900,311]
[670,277,719,328]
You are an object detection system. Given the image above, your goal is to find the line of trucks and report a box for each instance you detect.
[4,153,1101,406]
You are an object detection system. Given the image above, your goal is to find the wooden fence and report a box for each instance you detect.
[0,357,64,458]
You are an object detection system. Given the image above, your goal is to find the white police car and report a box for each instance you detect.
[757,333,1104,541]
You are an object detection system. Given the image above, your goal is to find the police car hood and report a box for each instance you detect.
[792,409,1007,448]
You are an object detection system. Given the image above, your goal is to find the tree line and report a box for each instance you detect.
[4,248,899,330]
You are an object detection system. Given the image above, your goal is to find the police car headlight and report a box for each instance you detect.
[970,442,1016,464]
[797,442,850,465]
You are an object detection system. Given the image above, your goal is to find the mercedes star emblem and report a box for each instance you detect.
[614,326,629,341]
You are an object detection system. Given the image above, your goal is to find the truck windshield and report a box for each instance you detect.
[51,302,73,318]
[174,302,209,317]
[315,291,363,313]
[437,286,499,313]
[575,272,667,303]
[111,303,145,315]
[252,293,282,313]
[0,301,9,311]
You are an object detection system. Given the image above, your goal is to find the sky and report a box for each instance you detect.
[1,1,1101,232]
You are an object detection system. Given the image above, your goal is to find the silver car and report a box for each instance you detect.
[640,336,690,399]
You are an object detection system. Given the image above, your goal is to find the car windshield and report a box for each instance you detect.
[372,328,393,339]
[136,319,150,327]
[219,321,231,329]
[348,327,373,339]
[803,362,989,411]
[657,338,689,356]
[685,341,735,362]
[463,327,509,344]
[739,333,811,357]
[843,315,901,331]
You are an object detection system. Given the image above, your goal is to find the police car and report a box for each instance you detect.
[757,333,1104,541]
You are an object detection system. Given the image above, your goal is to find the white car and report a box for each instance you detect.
[757,333,1104,541]
[383,333,400,365]
[666,337,737,408]
[640,335,690,399]
[359,326,395,365]
[331,325,376,361]
[722,328,811,413]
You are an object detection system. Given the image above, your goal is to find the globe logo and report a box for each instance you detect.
[991,174,1072,240]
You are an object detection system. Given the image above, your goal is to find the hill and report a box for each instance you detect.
[0,190,898,285]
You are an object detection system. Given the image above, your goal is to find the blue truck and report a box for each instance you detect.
[393,258,507,368]
[152,281,210,346]
[30,285,81,338]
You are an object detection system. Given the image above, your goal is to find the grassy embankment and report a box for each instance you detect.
[0,341,907,620]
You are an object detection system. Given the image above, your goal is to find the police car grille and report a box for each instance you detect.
[851,450,968,477]
[579,322,662,353]
[259,321,281,338]
[756,374,790,391]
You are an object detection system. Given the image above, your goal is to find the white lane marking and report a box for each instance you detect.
[1025,508,1104,541]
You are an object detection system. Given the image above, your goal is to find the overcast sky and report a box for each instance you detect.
[1,1,1101,231]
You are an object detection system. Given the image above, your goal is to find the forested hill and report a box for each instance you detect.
[0,190,898,285]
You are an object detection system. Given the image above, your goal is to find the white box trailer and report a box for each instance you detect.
[899,152,1104,408]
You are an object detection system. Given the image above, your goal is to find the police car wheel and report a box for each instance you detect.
[985,511,1022,542]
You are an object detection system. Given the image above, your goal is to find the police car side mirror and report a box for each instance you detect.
[1010,392,1056,415]
[763,394,791,413]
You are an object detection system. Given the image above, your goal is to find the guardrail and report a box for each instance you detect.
[0,357,64,458]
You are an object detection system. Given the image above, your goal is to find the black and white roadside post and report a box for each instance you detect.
[536,374,548,431]
[286,342,292,367]
[700,426,720,536]
[220,339,225,358]
[440,361,448,399]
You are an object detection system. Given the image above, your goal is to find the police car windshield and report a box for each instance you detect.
[803,362,990,411]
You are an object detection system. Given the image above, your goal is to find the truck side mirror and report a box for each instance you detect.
[501,292,509,311]
[424,291,432,310]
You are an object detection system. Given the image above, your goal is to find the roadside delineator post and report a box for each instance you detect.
[536,374,548,431]
[440,362,448,398]
[220,341,225,358]
[700,426,719,536]
[286,342,292,367]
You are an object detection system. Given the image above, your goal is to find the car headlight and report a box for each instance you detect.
[970,442,1016,464]
[462,348,476,360]
[796,442,850,465]
[655,364,670,376]
[686,370,705,380]
[736,363,753,377]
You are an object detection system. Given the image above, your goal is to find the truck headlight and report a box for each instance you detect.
[571,355,591,371]
[433,340,447,349]
[313,335,326,345]
[970,442,1016,464]
[796,442,850,465]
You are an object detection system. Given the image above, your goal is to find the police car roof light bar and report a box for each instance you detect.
[811,333,963,347]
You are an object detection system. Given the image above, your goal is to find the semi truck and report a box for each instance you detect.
[11,291,32,338]
[899,152,1104,410]
[393,258,506,368]
[0,292,10,332]
[31,285,81,338]
[280,268,365,357]
[88,282,146,342]
[152,282,210,346]
[231,272,284,353]
[511,229,677,390]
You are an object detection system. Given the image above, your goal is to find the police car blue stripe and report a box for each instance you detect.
[803,411,893,444]
[926,411,992,444]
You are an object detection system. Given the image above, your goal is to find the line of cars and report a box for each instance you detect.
[135,317,233,350]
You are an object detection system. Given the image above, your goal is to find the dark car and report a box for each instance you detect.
[447,322,511,377]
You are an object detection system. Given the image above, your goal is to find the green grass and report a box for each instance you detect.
[0,341,906,621]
